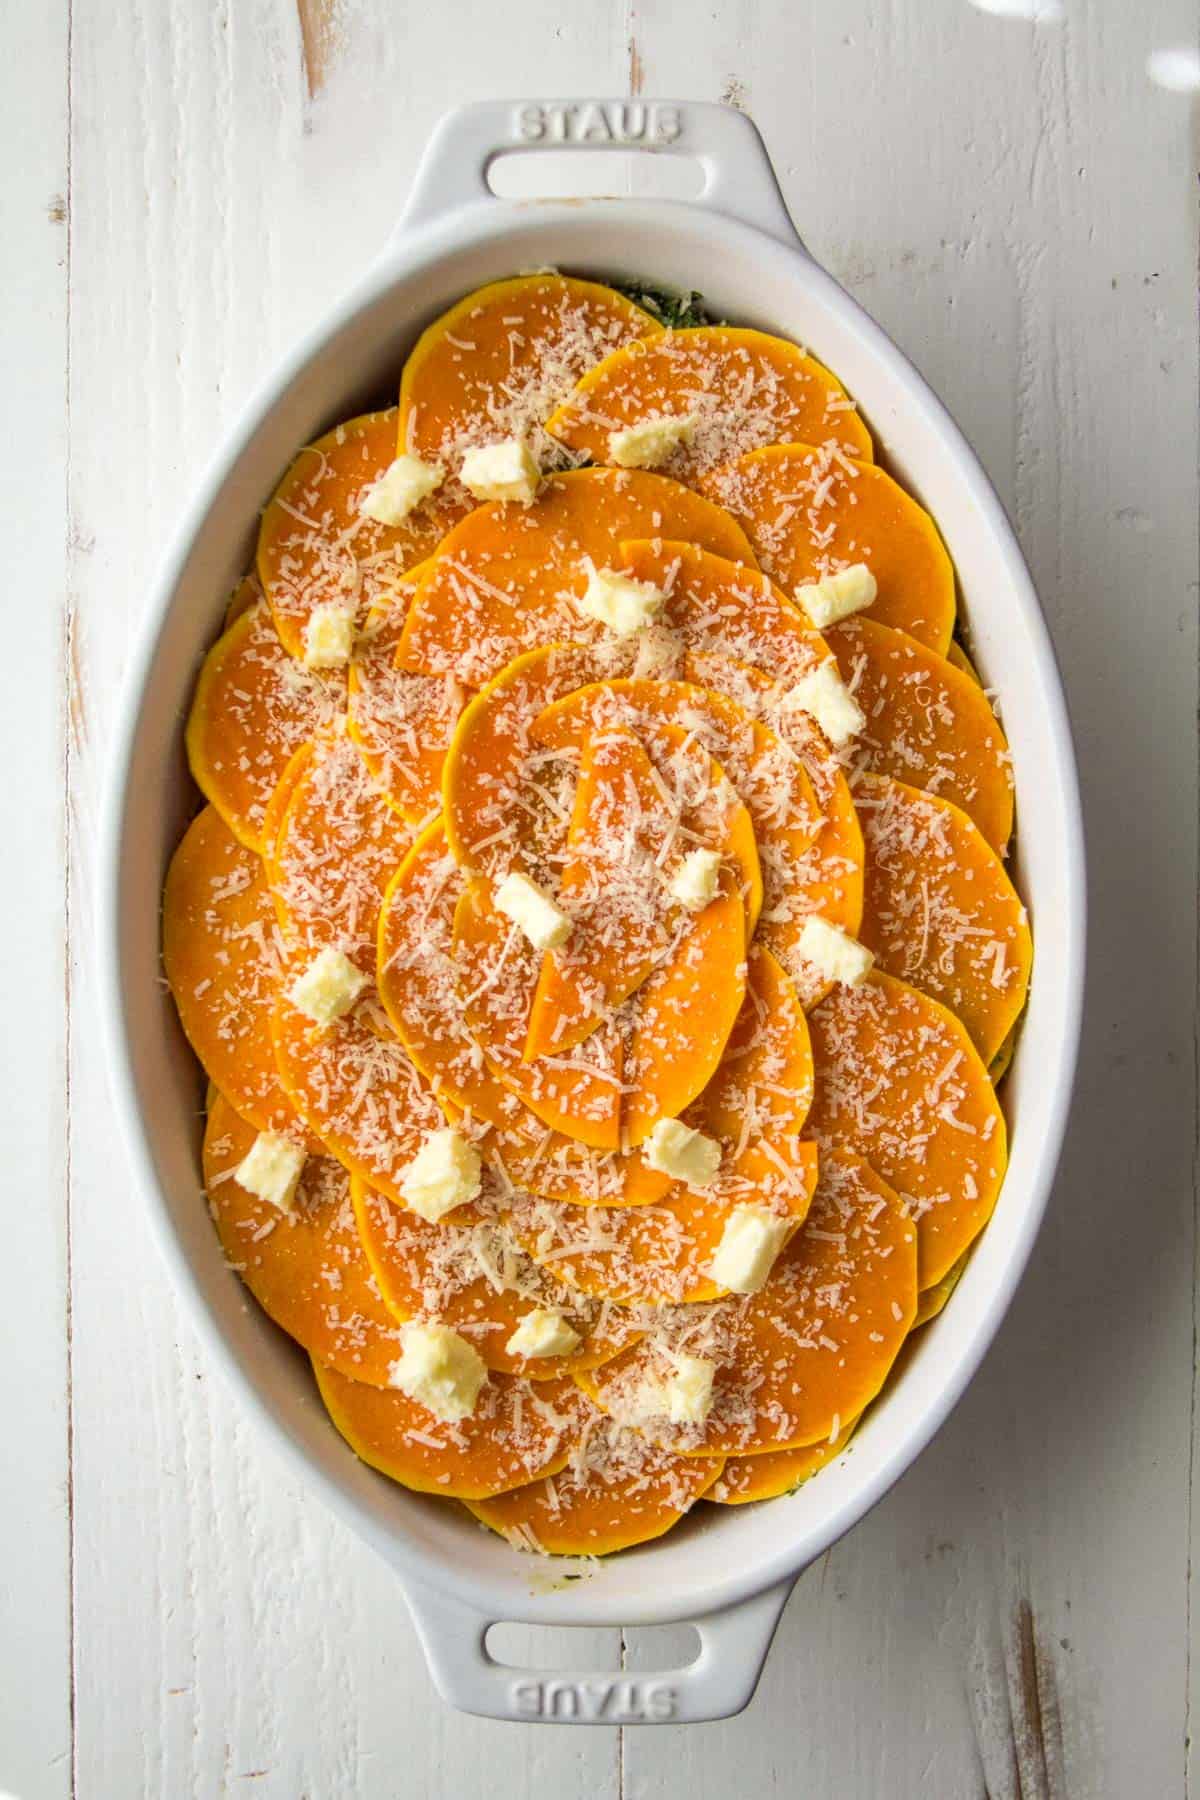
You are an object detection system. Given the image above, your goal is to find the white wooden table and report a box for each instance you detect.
[5,2,1197,1794]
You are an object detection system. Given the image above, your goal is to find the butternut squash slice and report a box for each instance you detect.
[352,1180,642,1379]
[688,942,814,1142]
[581,1150,915,1458]
[451,877,624,1152]
[913,1249,970,1327]
[546,325,872,477]
[709,1416,859,1505]
[486,1119,675,1210]
[260,742,315,883]
[701,444,955,654]
[257,408,462,659]
[315,1358,591,1501]
[806,972,1007,1289]
[618,537,832,690]
[506,1138,819,1308]
[465,1413,725,1556]
[223,571,262,629]
[271,978,477,1211]
[856,773,1031,1062]
[268,731,413,972]
[162,805,310,1143]
[398,273,659,486]
[203,1092,400,1384]
[346,563,471,825]
[825,616,1015,852]
[396,468,757,687]
[946,638,982,683]
[185,599,346,855]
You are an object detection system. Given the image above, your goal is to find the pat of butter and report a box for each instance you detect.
[576,565,666,637]
[399,1127,482,1222]
[459,437,540,505]
[784,659,865,748]
[665,1355,715,1425]
[669,847,721,912]
[360,454,444,525]
[644,1118,721,1189]
[796,916,874,988]
[505,1307,582,1360]
[388,1322,487,1423]
[708,1204,790,1295]
[609,413,696,469]
[494,870,572,951]
[302,604,356,670]
[234,1130,306,1214]
[288,947,369,1026]
[795,562,877,628]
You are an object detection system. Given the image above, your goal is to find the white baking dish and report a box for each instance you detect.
[100,99,1085,1724]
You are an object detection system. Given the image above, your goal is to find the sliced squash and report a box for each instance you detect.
[203,1092,400,1383]
[689,943,814,1141]
[701,444,955,654]
[185,600,345,854]
[856,773,1031,1062]
[507,1137,819,1307]
[546,326,872,477]
[352,1180,642,1379]
[396,467,757,687]
[709,1416,859,1505]
[257,408,461,659]
[807,972,1007,1288]
[315,1358,590,1500]
[466,1412,724,1555]
[913,1248,970,1327]
[398,273,659,483]
[827,616,1014,852]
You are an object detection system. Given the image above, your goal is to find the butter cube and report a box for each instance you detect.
[784,659,865,747]
[665,1355,715,1425]
[609,413,696,469]
[360,454,444,525]
[494,871,572,951]
[388,1322,487,1423]
[708,1205,790,1294]
[796,916,874,988]
[302,604,356,670]
[459,437,540,505]
[576,565,666,637]
[399,1126,482,1222]
[234,1130,306,1214]
[669,847,721,912]
[288,947,369,1026]
[505,1307,582,1360]
[644,1118,721,1189]
[795,562,877,628]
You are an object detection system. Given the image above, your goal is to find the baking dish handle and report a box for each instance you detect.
[396,98,802,247]
[402,1574,795,1723]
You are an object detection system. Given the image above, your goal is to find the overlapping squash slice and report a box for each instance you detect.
[826,616,1014,851]
[162,804,309,1142]
[546,325,872,476]
[397,468,757,687]
[185,599,345,854]
[689,943,814,1141]
[204,1092,400,1382]
[709,1416,859,1505]
[701,444,955,654]
[807,972,1007,1288]
[268,731,413,970]
[257,408,460,659]
[466,1413,724,1555]
[583,1150,915,1456]
[855,773,1031,1061]
[316,1358,590,1500]
[507,1137,819,1307]
[346,565,469,824]
[352,1180,643,1378]
[398,273,659,480]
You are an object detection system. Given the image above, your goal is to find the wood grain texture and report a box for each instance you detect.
[6,0,1193,1794]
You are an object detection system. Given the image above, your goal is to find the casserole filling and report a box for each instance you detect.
[163,273,1029,1556]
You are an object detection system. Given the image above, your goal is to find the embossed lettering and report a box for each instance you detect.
[644,1682,679,1721]
[511,1679,542,1717]
[544,1680,579,1717]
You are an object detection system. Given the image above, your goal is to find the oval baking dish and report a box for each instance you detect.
[100,99,1085,1724]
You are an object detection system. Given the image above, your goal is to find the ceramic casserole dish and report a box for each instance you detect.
[100,98,1085,1724]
